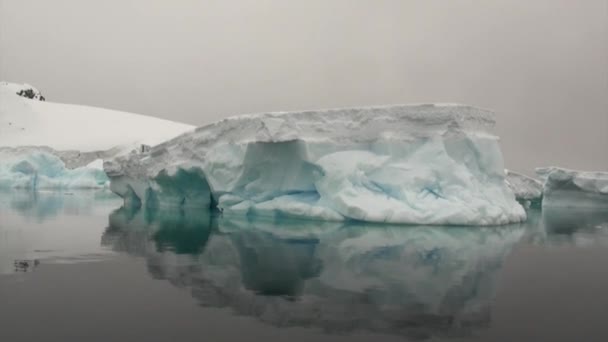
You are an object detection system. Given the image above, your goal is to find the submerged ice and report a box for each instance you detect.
[106,104,525,225]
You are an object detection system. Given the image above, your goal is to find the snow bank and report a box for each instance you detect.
[536,167,608,209]
[0,147,110,189]
[106,104,526,225]
[505,169,543,208]
[0,81,194,151]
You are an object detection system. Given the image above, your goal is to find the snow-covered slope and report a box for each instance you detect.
[106,104,526,225]
[0,82,194,190]
[536,167,608,209]
[0,82,194,151]
[505,169,543,208]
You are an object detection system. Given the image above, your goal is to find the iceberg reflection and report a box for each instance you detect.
[0,189,120,222]
[540,208,608,247]
[0,191,121,274]
[103,208,526,339]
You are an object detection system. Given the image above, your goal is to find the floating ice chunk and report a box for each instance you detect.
[0,147,109,190]
[106,104,526,225]
[505,169,543,208]
[536,167,608,209]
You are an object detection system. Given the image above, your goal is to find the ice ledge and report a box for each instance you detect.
[158,104,496,146]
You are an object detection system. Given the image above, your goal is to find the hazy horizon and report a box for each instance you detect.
[1,0,606,175]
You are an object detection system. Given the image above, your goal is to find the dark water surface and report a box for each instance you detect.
[1,191,607,342]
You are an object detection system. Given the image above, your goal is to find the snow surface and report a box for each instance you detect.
[106,104,526,225]
[536,167,608,209]
[505,169,543,207]
[0,82,194,152]
[0,81,195,190]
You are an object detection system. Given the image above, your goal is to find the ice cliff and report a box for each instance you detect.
[536,167,608,209]
[106,104,526,225]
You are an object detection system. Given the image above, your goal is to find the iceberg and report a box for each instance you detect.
[536,167,608,209]
[106,104,525,225]
[505,169,543,208]
[0,147,110,190]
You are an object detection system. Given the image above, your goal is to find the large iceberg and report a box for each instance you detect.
[106,104,526,225]
[536,167,608,209]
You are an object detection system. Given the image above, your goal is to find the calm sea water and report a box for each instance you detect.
[1,191,607,342]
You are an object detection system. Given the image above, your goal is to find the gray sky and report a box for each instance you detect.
[1,0,606,174]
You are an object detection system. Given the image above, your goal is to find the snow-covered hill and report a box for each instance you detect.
[0,82,194,151]
[0,82,195,190]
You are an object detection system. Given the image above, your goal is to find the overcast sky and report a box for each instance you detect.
[1,0,606,174]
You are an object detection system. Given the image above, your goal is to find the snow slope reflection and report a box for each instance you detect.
[0,191,122,274]
[103,208,526,339]
[540,208,608,247]
[1,190,119,222]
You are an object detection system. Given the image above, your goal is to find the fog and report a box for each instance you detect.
[1,0,606,174]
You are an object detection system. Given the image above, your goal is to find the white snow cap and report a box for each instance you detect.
[0,81,194,152]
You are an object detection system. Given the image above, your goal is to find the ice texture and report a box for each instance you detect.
[505,169,543,208]
[536,167,608,209]
[106,104,525,225]
[0,147,110,190]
